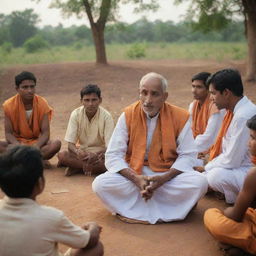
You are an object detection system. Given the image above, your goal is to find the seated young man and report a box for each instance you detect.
[0,145,103,256]
[194,69,256,204]
[189,72,224,162]
[204,115,256,256]
[0,71,61,167]
[57,84,114,176]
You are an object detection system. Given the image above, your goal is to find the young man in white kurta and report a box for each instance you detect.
[204,69,256,204]
[92,73,208,224]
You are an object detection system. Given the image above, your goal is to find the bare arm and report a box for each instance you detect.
[68,142,79,155]
[82,222,102,249]
[224,167,256,222]
[35,114,50,148]
[4,115,20,145]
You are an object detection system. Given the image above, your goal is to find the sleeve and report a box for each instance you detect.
[105,113,130,173]
[195,111,224,152]
[64,110,79,144]
[52,213,90,249]
[205,117,250,171]
[103,113,115,147]
[171,120,198,172]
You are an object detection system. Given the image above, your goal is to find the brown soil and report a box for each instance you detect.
[0,59,255,256]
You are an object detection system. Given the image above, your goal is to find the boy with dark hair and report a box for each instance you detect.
[0,71,61,168]
[204,115,256,256]
[189,72,224,160]
[194,69,256,204]
[58,84,114,176]
[0,145,103,256]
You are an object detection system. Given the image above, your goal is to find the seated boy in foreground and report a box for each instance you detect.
[204,114,256,256]
[0,145,103,256]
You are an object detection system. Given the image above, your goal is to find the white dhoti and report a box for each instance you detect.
[206,166,250,204]
[92,167,208,224]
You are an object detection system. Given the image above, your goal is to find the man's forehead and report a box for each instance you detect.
[82,93,100,99]
[20,80,35,85]
[192,80,205,86]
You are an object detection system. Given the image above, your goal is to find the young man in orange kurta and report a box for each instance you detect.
[0,71,61,166]
[189,72,223,160]
[204,115,256,256]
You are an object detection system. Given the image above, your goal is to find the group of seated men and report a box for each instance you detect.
[0,68,256,255]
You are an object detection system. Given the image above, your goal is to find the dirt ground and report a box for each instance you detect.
[0,59,256,256]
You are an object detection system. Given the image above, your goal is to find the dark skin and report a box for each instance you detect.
[223,167,256,222]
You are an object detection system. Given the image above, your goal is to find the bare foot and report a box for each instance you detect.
[43,160,52,169]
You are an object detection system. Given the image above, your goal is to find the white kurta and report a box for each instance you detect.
[92,111,208,224]
[188,102,225,153]
[205,96,256,204]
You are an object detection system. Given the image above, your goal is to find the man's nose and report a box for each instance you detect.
[144,94,152,104]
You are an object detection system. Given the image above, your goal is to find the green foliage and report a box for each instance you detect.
[0,42,247,66]
[1,42,13,54]
[0,9,39,47]
[126,43,146,59]
[23,35,49,53]
[175,0,242,33]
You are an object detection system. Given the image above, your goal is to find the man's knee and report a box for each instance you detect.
[92,175,104,194]
[58,150,69,163]
[50,139,61,152]
[206,169,226,190]
[204,208,224,238]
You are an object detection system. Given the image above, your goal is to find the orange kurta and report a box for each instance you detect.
[3,94,52,145]
[209,110,233,161]
[191,95,219,138]
[124,101,189,174]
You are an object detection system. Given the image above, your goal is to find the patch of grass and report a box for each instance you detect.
[0,42,247,67]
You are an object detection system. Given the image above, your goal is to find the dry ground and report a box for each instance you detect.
[0,59,256,256]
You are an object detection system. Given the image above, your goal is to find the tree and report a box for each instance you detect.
[38,0,158,64]
[175,0,256,82]
[8,9,39,47]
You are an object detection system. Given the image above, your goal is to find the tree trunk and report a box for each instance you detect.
[91,24,107,65]
[243,0,256,82]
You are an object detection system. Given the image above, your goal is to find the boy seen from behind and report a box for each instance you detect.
[0,145,103,256]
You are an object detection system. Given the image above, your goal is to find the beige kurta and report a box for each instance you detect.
[65,106,114,152]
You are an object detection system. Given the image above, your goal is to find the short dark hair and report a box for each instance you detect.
[247,115,256,131]
[192,72,211,89]
[80,84,101,99]
[15,71,37,87]
[206,69,243,97]
[0,145,43,198]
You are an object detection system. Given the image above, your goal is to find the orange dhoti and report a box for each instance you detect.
[204,208,256,254]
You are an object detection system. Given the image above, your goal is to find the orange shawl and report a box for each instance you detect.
[125,101,189,174]
[3,94,52,145]
[191,95,219,138]
[209,110,233,161]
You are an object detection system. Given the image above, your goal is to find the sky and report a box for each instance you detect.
[1,0,189,27]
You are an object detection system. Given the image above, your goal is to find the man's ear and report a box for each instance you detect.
[164,92,168,101]
[223,88,231,97]
[37,176,45,194]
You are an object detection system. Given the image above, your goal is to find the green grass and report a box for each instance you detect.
[0,42,247,68]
